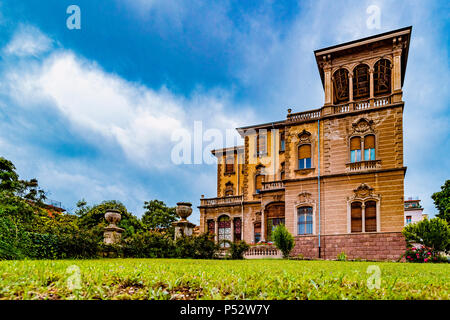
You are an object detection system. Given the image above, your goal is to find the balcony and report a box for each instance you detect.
[200,195,243,207]
[346,160,381,172]
[261,180,285,192]
[287,108,321,123]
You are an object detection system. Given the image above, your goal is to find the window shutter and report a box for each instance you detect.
[351,202,362,233]
[350,137,361,151]
[364,135,375,149]
[365,201,377,232]
[299,144,311,159]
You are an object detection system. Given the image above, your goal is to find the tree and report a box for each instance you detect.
[402,217,450,253]
[76,200,143,239]
[142,200,178,230]
[272,224,295,258]
[431,180,450,223]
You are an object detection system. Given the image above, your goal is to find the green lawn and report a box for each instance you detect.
[0,259,448,300]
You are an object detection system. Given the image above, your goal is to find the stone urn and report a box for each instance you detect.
[105,209,122,227]
[103,209,124,245]
[176,202,192,221]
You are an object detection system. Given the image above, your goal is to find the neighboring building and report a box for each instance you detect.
[198,27,412,261]
[404,198,427,225]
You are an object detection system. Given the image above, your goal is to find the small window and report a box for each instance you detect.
[298,144,312,169]
[234,218,242,241]
[254,222,261,243]
[280,162,285,180]
[225,156,234,174]
[351,202,362,233]
[255,174,264,193]
[255,131,267,156]
[280,131,285,152]
[406,216,412,224]
[350,137,361,163]
[365,201,377,232]
[364,135,375,161]
[298,206,313,235]
[207,220,215,235]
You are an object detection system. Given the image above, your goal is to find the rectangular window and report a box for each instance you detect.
[351,149,361,162]
[280,131,285,152]
[364,135,375,160]
[254,222,261,243]
[297,207,313,235]
[406,216,412,224]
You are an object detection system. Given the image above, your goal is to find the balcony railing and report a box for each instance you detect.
[262,180,285,191]
[200,195,243,207]
[244,245,282,259]
[287,108,321,122]
[346,160,381,172]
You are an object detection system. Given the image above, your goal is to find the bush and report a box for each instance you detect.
[229,241,250,259]
[404,245,444,263]
[272,224,294,258]
[175,233,218,259]
[124,231,175,258]
[337,251,347,261]
[402,217,450,253]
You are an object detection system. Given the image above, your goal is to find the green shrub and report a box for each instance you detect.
[229,241,250,259]
[124,231,175,258]
[402,217,450,253]
[175,233,218,259]
[337,251,347,261]
[272,224,294,258]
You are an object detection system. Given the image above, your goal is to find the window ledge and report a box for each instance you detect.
[224,172,235,176]
[295,168,315,174]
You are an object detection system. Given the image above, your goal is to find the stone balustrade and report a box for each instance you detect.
[200,195,243,207]
[346,160,381,172]
[244,246,282,259]
[262,180,285,191]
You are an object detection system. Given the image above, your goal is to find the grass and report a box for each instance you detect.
[0,259,448,300]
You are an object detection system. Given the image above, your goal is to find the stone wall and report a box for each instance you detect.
[291,232,406,261]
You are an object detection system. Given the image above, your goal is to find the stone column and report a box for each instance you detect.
[348,72,354,110]
[369,68,374,107]
[261,210,266,242]
[231,218,235,243]
[214,218,219,243]
[324,65,332,106]
[362,203,366,233]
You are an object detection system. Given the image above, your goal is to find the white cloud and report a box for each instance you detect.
[3,24,53,57]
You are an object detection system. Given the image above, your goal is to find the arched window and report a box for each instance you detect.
[298,144,312,169]
[350,137,362,162]
[333,68,349,103]
[218,215,231,247]
[364,135,375,161]
[298,206,313,235]
[353,64,370,100]
[374,59,391,96]
[225,156,234,174]
[351,202,362,233]
[224,182,234,196]
[365,201,377,232]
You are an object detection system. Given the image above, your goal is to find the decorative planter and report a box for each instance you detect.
[176,202,192,220]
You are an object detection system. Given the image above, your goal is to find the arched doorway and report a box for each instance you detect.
[218,215,231,247]
[265,202,285,241]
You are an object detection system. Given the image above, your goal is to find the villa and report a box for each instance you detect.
[198,27,412,261]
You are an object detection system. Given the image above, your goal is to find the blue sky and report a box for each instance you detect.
[0,0,448,223]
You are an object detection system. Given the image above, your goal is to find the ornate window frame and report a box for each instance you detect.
[348,118,378,163]
[296,129,315,171]
[293,191,316,236]
[347,183,381,233]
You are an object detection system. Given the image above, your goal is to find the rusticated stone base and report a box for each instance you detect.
[291,232,406,261]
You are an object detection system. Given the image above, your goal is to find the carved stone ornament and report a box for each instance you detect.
[353,183,374,198]
[352,118,374,134]
[297,130,312,143]
[297,191,313,204]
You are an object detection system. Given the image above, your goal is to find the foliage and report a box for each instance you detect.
[141,200,178,231]
[432,180,450,223]
[402,217,450,253]
[1,259,449,300]
[76,200,143,239]
[123,231,175,258]
[229,240,250,259]
[337,251,347,261]
[404,245,445,263]
[272,224,295,258]
[175,233,218,259]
